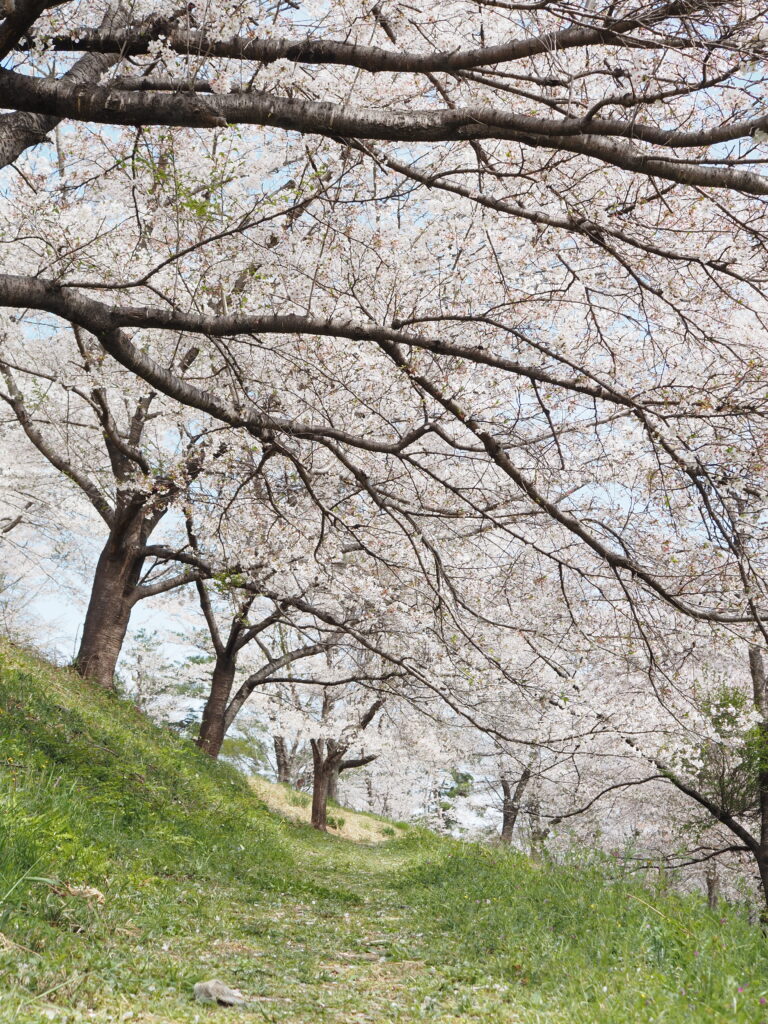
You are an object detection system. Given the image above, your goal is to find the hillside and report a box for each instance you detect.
[0,640,766,1024]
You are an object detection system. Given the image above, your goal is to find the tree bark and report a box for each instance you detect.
[274,736,291,784]
[196,650,237,757]
[500,767,531,844]
[327,764,340,804]
[310,739,334,831]
[756,858,768,920]
[0,6,128,172]
[706,863,720,910]
[75,501,148,689]
[308,740,378,830]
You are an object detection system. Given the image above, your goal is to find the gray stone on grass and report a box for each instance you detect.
[193,979,249,1006]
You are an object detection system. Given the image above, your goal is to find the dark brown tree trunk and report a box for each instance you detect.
[500,767,532,844]
[757,857,768,921]
[328,763,340,804]
[75,510,147,689]
[310,739,333,831]
[756,782,768,919]
[274,736,291,784]
[196,650,237,757]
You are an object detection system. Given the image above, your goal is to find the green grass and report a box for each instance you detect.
[0,639,766,1023]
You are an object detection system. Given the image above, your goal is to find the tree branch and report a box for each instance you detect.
[130,569,204,604]
[0,358,114,525]
[0,62,764,193]
[339,753,378,772]
[32,2,729,74]
[223,642,328,730]
[0,4,127,170]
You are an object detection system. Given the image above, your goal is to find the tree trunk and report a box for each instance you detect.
[309,702,382,831]
[500,780,514,843]
[274,737,296,782]
[706,863,720,910]
[75,517,146,689]
[756,856,768,923]
[528,794,549,859]
[274,737,290,782]
[310,739,334,831]
[500,767,532,844]
[328,765,340,804]
[196,650,237,757]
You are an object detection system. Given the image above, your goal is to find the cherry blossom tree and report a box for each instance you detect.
[4,0,768,891]
[605,638,768,913]
[1,0,768,649]
[189,582,335,758]
[308,695,384,831]
[0,330,224,686]
[252,669,388,830]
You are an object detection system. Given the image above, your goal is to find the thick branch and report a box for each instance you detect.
[34,1,723,71]
[0,273,761,627]
[0,5,127,169]
[618,728,761,857]
[339,753,378,772]
[0,67,764,193]
[660,767,760,857]
[0,276,744,455]
[358,697,385,731]
[130,569,204,604]
[0,2,60,61]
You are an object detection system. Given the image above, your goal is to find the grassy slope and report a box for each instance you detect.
[0,640,766,1024]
